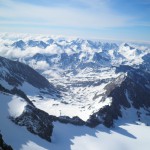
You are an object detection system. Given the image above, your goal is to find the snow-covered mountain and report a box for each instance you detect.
[0,56,63,145]
[0,33,150,150]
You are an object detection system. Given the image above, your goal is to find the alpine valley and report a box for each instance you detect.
[0,33,150,150]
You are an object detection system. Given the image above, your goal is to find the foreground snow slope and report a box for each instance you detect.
[0,92,149,150]
[70,123,150,150]
[1,91,150,150]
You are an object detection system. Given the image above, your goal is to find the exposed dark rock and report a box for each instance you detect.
[0,84,33,106]
[10,105,54,142]
[116,65,150,108]
[87,104,122,128]
[0,84,53,142]
[57,116,85,126]
[0,56,60,96]
[87,65,150,127]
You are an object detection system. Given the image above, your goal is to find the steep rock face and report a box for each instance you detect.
[140,53,150,73]
[0,134,13,150]
[116,65,150,108]
[87,66,150,127]
[0,56,59,95]
[10,105,54,142]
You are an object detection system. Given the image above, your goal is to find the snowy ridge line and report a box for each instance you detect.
[0,86,54,142]
[0,34,149,69]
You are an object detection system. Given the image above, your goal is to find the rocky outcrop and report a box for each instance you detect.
[57,116,85,126]
[0,83,53,142]
[10,105,54,142]
[87,66,150,127]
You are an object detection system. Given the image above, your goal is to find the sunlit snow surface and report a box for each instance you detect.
[0,93,150,150]
[30,68,120,121]
[8,96,27,118]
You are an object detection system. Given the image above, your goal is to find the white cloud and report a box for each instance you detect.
[0,0,133,28]
[0,33,68,60]
[29,60,50,70]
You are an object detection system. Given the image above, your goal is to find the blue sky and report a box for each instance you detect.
[0,0,150,41]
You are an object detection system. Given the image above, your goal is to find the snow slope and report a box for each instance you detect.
[29,67,121,121]
[71,123,150,150]
[0,92,150,150]
[0,93,51,150]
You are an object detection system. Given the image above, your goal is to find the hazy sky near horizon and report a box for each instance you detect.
[0,0,150,41]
